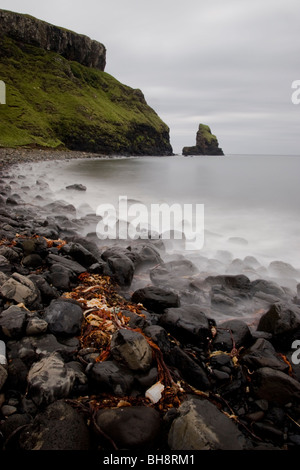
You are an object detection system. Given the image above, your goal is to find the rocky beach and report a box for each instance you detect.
[0,149,300,455]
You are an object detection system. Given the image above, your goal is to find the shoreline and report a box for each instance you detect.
[0,147,176,171]
[0,147,112,170]
[0,151,300,451]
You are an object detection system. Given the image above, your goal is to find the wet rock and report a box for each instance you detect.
[104,254,135,287]
[19,400,90,450]
[150,259,199,290]
[28,274,59,303]
[44,299,83,337]
[167,346,210,391]
[211,289,237,308]
[0,364,8,391]
[168,397,248,450]
[0,272,40,307]
[121,309,151,330]
[127,242,163,270]
[95,406,161,450]
[257,302,300,347]
[143,325,172,354]
[43,200,76,215]
[19,236,48,258]
[0,246,20,263]
[22,253,43,268]
[66,184,87,191]
[46,264,74,291]
[241,338,289,372]
[0,271,8,286]
[0,305,28,339]
[88,261,106,275]
[6,195,21,206]
[1,404,17,417]
[101,246,133,262]
[252,367,300,405]
[7,358,28,392]
[27,352,75,406]
[0,413,32,448]
[159,305,211,344]
[7,334,78,365]
[206,273,251,291]
[66,361,88,395]
[135,367,158,390]
[110,329,153,372]
[251,279,287,299]
[268,261,300,279]
[228,236,248,246]
[252,421,284,445]
[25,315,48,336]
[86,360,135,396]
[47,253,87,275]
[213,319,253,352]
[131,286,180,313]
[61,242,98,268]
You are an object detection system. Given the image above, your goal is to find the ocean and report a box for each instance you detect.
[18,153,300,294]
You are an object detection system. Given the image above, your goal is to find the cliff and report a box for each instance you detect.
[0,9,106,70]
[182,124,224,156]
[0,10,173,156]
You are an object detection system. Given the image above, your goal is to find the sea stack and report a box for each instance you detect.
[182,124,224,156]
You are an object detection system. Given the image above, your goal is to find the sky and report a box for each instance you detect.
[0,0,299,155]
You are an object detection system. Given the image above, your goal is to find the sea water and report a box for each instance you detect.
[17,154,300,291]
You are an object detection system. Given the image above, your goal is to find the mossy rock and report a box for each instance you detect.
[182,123,224,156]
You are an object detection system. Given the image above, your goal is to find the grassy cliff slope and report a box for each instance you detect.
[0,33,172,155]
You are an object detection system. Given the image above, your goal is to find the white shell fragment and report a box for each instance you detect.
[0,340,7,366]
[145,381,165,404]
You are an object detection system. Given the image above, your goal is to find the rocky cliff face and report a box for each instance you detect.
[183,124,224,156]
[0,9,106,70]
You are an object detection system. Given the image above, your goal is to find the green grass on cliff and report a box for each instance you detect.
[198,124,217,144]
[0,35,171,154]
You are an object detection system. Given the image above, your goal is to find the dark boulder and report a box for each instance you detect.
[213,319,253,352]
[150,259,199,290]
[252,367,300,405]
[18,400,91,450]
[110,329,153,372]
[61,242,98,268]
[131,286,180,313]
[26,352,75,406]
[66,184,87,191]
[28,273,59,303]
[47,253,87,275]
[257,302,300,347]
[104,254,135,287]
[168,397,248,450]
[44,299,83,337]
[159,304,212,344]
[95,406,161,450]
[86,360,135,396]
[241,338,290,372]
[167,345,210,391]
[0,305,28,339]
[143,325,172,354]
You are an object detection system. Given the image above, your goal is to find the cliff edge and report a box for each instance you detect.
[0,9,106,70]
[182,124,224,156]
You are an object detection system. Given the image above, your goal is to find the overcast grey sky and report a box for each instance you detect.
[1,0,299,155]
